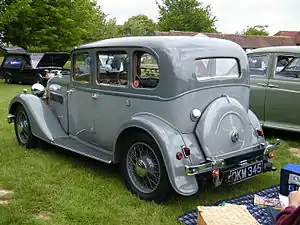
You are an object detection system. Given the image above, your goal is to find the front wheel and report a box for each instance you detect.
[14,105,37,149]
[120,133,172,203]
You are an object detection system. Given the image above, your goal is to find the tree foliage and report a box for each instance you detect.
[122,14,156,36]
[156,0,217,33]
[241,25,269,36]
[0,0,107,51]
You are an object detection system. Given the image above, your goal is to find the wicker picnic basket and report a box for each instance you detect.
[197,204,260,225]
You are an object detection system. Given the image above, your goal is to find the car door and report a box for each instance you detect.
[68,50,95,144]
[248,53,272,124]
[264,53,300,130]
[20,55,37,83]
[89,48,130,150]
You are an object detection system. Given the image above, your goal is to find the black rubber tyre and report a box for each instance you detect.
[5,74,16,84]
[120,132,172,203]
[34,75,44,85]
[14,105,37,149]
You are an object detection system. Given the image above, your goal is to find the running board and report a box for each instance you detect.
[52,137,113,164]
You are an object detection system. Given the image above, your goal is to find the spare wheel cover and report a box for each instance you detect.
[195,96,253,160]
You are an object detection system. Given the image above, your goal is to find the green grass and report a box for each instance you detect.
[0,79,299,224]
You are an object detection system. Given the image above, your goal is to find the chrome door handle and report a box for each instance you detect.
[92,93,99,99]
[268,84,279,88]
[257,83,267,87]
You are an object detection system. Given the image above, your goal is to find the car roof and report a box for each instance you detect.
[74,36,242,52]
[248,46,300,54]
[4,52,30,56]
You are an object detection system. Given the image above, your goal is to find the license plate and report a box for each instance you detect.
[229,161,263,183]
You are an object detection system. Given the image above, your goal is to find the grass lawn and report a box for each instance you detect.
[0,79,299,225]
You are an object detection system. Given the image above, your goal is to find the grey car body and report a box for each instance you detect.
[7,36,279,202]
[248,46,300,132]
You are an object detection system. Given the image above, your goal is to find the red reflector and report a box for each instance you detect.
[212,169,219,177]
[268,153,275,159]
[256,129,264,137]
[182,147,191,156]
[176,152,183,160]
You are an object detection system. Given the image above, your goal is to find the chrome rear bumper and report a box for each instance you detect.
[185,139,280,176]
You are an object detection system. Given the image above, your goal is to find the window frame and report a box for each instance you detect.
[95,49,130,88]
[71,50,92,85]
[247,54,270,77]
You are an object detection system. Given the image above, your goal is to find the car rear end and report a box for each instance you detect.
[169,43,280,188]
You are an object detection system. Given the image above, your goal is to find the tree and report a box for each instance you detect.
[241,25,269,36]
[122,14,156,36]
[156,0,217,33]
[102,18,124,39]
[0,0,107,51]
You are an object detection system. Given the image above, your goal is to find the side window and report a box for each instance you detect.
[96,51,128,86]
[73,52,90,83]
[275,55,300,80]
[133,51,159,89]
[2,55,24,68]
[247,55,269,76]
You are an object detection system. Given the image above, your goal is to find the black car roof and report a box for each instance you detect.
[0,46,27,54]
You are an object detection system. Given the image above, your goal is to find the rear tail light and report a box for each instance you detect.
[176,152,183,160]
[212,169,220,177]
[255,128,264,137]
[44,73,49,78]
[268,153,275,159]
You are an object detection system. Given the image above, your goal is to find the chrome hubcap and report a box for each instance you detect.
[135,159,148,178]
[127,142,161,194]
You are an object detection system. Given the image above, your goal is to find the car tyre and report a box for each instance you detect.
[14,105,37,149]
[120,132,172,203]
[5,74,16,84]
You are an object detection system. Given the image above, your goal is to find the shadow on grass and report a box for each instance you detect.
[264,128,300,142]
[36,140,120,176]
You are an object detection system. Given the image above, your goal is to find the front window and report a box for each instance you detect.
[73,52,90,83]
[275,55,300,80]
[282,57,300,72]
[193,58,240,81]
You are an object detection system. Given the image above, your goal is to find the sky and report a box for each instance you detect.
[98,0,300,35]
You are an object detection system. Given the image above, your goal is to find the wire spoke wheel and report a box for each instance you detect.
[16,110,30,145]
[126,142,161,194]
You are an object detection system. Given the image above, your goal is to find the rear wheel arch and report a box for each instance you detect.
[114,126,159,163]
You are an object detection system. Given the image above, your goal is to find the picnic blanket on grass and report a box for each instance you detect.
[178,185,281,225]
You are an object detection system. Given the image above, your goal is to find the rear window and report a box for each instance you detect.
[2,55,24,68]
[193,58,240,81]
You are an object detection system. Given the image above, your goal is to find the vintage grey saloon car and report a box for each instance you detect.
[248,46,300,132]
[7,36,280,202]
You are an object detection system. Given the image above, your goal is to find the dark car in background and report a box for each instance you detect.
[0,47,70,86]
